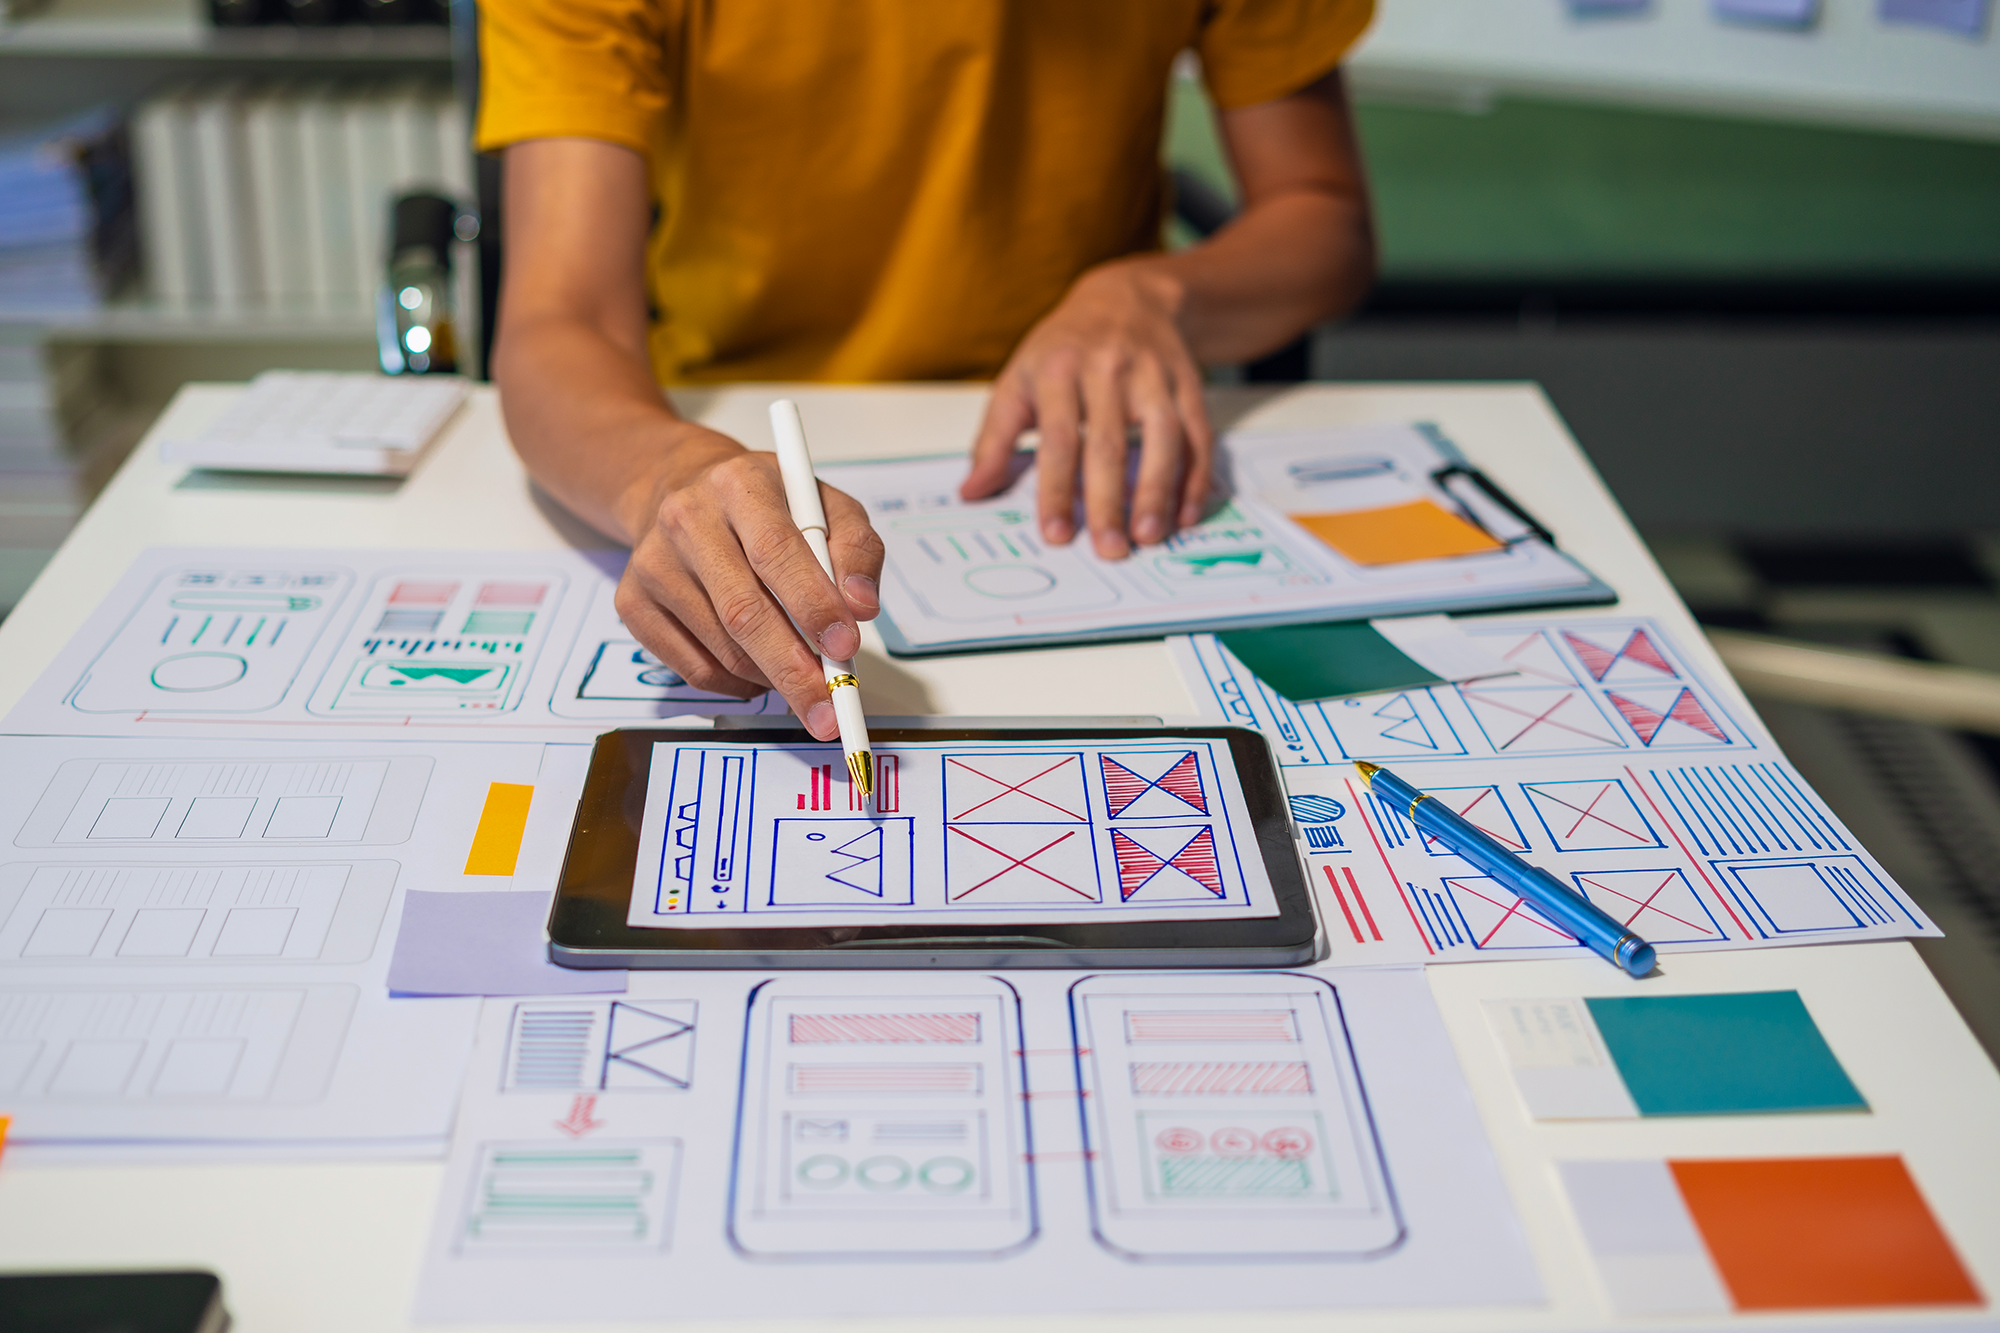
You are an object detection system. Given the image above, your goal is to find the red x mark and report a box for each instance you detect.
[1464,689,1617,750]
[947,827,1089,901]
[1533,783,1652,844]
[1576,872,1715,936]
[947,756,1085,821]
[1449,878,1576,948]
[1421,787,1525,852]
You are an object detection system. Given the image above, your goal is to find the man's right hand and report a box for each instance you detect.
[611,420,885,740]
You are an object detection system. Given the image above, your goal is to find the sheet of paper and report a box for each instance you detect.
[413,966,1541,1322]
[1562,1156,1979,1314]
[826,423,1606,655]
[387,891,626,997]
[0,734,574,1158]
[1171,616,1939,964]
[627,737,1279,928]
[1485,990,1866,1119]
[1879,0,1990,35]
[1,547,784,741]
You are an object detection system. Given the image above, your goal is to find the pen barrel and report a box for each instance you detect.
[769,399,830,533]
[1372,769,1652,976]
[801,526,838,583]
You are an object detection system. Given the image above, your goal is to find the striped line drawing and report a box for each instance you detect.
[788,1063,982,1095]
[788,1013,981,1045]
[1129,1061,1312,1095]
[1158,1156,1311,1197]
[1125,1010,1298,1043]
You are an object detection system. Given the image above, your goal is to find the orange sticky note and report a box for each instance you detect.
[463,782,534,876]
[1291,499,1503,566]
[1672,1156,1982,1310]
[0,1115,9,1160]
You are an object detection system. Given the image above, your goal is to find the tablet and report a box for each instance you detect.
[548,726,1318,969]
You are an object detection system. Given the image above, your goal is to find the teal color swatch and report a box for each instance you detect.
[1584,990,1867,1117]
[1217,621,1443,703]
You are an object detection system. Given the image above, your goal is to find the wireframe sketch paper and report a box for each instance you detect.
[627,738,1279,928]
[2,547,784,741]
[413,967,1542,1322]
[1171,617,1939,965]
[825,422,1610,656]
[0,734,575,1158]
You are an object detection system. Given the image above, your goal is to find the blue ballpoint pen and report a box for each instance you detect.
[1354,760,1657,977]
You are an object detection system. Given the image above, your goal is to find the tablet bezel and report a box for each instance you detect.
[547,726,1319,969]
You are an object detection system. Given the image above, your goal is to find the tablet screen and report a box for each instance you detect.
[627,737,1282,930]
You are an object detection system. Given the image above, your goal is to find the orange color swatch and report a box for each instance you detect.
[1672,1156,1982,1311]
[1290,500,1503,567]
[463,782,535,876]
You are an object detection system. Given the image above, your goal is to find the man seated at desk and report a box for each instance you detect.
[478,0,1377,735]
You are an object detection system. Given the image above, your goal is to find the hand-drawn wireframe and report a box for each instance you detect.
[1455,681,1627,753]
[1522,779,1663,852]
[14,755,431,848]
[1288,795,1347,852]
[64,564,355,714]
[629,740,1274,928]
[1709,856,1924,938]
[1559,626,1678,684]
[1405,786,1528,857]
[1569,868,1727,944]
[1070,972,1402,1261]
[1440,876,1580,951]
[301,568,571,715]
[502,1000,698,1093]
[729,974,1036,1260]
[458,1139,682,1252]
[0,983,354,1102]
[0,861,392,964]
[1648,761,1851,858]
[547,577,785,719]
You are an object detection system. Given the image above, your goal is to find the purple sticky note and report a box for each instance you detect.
[1880,0,1989,35]
[1713,0,1819,25]
[387,890,627,996]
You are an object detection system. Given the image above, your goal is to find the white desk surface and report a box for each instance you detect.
[1,382,1995,1333]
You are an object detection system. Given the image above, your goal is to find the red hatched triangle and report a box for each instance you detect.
[1110,829,1165,898]
[1607,691,1667,744]
[1168,826,1223,896]
[1101,757,1151,817]
[1155,753,1207,813]
[1622,629,1675,676]
[1563,631,1619,681]
[1666,688,1728,741]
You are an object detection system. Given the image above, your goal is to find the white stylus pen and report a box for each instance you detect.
[769,398,874,797]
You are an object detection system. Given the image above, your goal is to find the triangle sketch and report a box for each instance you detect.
[1373,693,1439,749]
[1564,628,1678,683]
[603,1001,696,1089]
[1101,752,1208,817]
[1110,826,1226,901]
[1607,687,1729,745]
[824,826,884,896]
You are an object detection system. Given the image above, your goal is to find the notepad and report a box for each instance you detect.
[1486,990,1866,1119]
[1291,500,1504,566]
[1562,1156,1979,1314]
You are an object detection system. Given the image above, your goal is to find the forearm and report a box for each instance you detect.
[1135,182,1375,365]
[492,310,693,546]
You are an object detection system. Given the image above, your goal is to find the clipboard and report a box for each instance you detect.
[848,421,1615,659]
[547,725,1320,970]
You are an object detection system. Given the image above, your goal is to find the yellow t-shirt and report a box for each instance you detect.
[477,0,1373,385]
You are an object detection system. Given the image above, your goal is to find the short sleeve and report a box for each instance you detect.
[1195,0,1374,110]
[475,0,675,155]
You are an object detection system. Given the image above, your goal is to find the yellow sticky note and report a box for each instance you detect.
[1292,499,1503,566]
[464,782,534,876]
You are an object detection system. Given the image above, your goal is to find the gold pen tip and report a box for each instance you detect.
[1354,760,1380,784]
[847,750,874,798]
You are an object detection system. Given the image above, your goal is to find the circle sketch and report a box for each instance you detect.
[963,564,1057,600]
[150,652,249,692]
